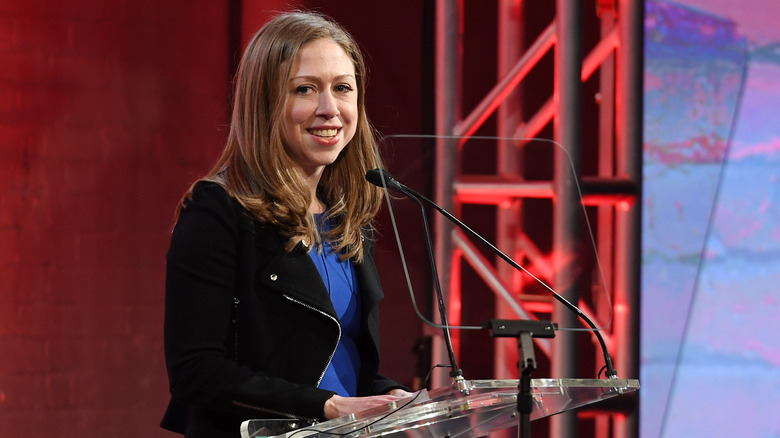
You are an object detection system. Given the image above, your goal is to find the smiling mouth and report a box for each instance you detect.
[308,128,339,138]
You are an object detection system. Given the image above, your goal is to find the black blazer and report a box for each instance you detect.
[161,182,404,437]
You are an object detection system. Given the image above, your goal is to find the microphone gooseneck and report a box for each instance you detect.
[366,167,618,380]
[366,168,465,382]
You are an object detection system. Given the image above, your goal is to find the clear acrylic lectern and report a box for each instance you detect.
[240,378,639,438]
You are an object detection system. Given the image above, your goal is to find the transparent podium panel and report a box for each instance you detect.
[240,378,639,438]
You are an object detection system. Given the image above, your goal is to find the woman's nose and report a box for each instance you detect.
[315,91,339,119]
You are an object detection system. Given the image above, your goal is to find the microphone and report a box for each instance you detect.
[365,168,405,192]
[366,168,618,380]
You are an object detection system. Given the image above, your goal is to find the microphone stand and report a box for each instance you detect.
[367,168,618,437]
[391,178,467,388]
[366,168,618,380]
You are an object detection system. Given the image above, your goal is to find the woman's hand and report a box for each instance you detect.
[323,392,410,420]
[386,388,414,398]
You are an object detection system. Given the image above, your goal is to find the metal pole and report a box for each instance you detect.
[433,0,462,389]
[613,1,643,437]
[552,0,582,437]
[595,6,617,438]
[495,0,524,383]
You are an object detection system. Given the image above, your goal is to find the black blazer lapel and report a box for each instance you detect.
[253,225,337,318]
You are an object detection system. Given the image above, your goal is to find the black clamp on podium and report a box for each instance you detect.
[485,319,557,438]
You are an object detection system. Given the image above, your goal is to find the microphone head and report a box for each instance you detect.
[365,168,401,190]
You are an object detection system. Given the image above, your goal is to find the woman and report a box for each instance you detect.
[161,11,410,437]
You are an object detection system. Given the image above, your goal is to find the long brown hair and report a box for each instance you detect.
[185,11,383,262]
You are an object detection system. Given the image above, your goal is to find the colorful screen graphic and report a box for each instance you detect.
[642,1,780,436]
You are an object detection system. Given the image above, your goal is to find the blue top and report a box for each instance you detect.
[309,214,362,397]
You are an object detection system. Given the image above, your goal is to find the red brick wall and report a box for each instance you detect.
[0,1,231,436]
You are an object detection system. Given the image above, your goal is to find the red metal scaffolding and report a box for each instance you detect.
[431,1,642,437]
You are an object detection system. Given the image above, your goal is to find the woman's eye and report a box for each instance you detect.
[335,84,354,93]
[296,85,314,94]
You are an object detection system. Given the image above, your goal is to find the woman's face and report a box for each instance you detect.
[281,38,358,179]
